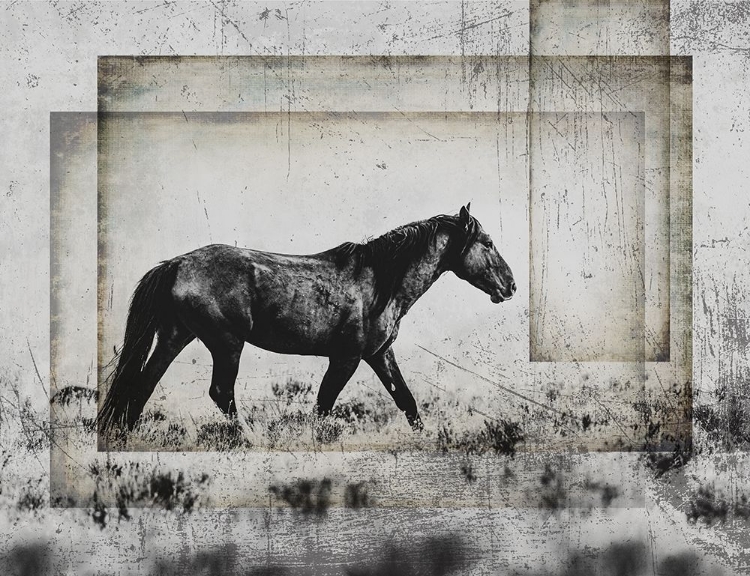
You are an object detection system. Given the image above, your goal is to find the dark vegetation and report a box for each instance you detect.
[344,481,374,509]
[346,534,470,576]
[141,421,189,449]
[332,397,391,427]
[18,396,50,451]
[197,420,251,450]
[0,538,727,576]
[269,478,332,516]
[635,380,694,477]
[437,418,524,456]
[16,479,45,512]
[460,461,477,483]
[50,385,97,406]
[527,464,622,511]
[687,485,729,525]
[315,418,344,445]
[88,460,210,528]
[643,436,693,478]
[511,543,726,576]
[582,478,620,507]
[694,382,750,451]
[271,379,312,405]
[267,411,309,447]
[539,464,566,510]
[681,483,750,526]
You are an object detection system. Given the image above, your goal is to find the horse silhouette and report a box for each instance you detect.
[98,204,515,434]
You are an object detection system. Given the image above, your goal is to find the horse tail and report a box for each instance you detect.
[98,259,179,433]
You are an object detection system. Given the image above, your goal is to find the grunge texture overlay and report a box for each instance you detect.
[1,1,749,574]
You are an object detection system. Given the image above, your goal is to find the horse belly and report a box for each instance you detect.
[248,274,361,356]
[246,307,337,355]
[171,247,364,356]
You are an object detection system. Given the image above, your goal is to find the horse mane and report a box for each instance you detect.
[327,213,480,314]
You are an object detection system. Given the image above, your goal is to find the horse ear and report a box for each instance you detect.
[459,203,471,222]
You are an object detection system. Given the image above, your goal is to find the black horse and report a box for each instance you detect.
[99,204,516,433]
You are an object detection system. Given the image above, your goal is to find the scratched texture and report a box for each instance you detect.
[2,1,750,575]
[84,55,682,468]
[530,109,647,361]
[528,57,677,363]
[94,108,529,431]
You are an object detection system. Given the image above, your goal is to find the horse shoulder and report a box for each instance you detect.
[360,304,403,357]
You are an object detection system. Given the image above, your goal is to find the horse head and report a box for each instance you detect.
[450,203,516,304]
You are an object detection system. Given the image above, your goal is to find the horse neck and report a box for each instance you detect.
[392,232,451,316]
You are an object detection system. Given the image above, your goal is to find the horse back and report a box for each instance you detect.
[169,244,371,356]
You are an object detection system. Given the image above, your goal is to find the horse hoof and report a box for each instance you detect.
[408,416,424,432]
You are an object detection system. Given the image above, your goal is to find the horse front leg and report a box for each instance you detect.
[315,356,361,417]
[365,347,423,432]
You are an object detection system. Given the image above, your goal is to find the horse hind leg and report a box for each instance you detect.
[124,324,194,429]
[206,336,244,419]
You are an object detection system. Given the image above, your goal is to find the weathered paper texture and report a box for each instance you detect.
[10,0,750,574]
[529,110,646,362]
[530,0,670,56]
[48,53,686,509]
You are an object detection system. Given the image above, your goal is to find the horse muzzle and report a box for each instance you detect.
[490,282,516,303]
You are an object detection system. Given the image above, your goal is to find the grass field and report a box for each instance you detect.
[0,368,733,541]
[98,376,527,454]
